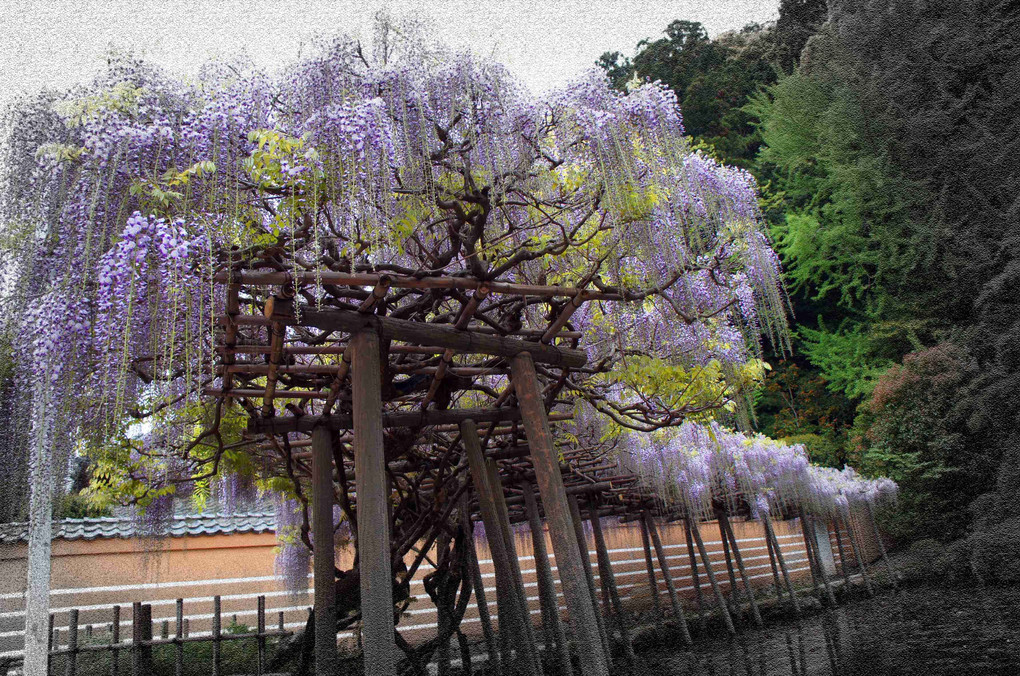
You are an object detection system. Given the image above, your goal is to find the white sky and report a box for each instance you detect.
[1,0,780,104]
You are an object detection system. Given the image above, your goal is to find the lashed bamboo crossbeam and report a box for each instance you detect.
[213,269,627,301]
[260,286,295,417]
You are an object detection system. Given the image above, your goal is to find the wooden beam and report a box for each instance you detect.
[762,514,801,616]
[249,406,533,434]
[311,426,337,676]
[296,308,588,367]
[512,352,609,676]
[351,330,396,676]
[213,270,624,301]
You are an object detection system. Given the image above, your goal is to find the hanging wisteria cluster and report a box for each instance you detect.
[628,421,898,521]
[0,30,789,510]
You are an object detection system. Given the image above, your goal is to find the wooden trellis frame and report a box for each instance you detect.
[206,269,884,676]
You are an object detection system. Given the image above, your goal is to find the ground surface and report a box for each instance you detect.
[636,584,1020,676]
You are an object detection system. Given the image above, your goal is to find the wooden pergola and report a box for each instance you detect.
[207,269,796,676]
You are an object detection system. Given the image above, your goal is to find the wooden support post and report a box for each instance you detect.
[689,520,736,635]
[798,510,824,600]
[461,420,533,674]
[351,329,396,675]
[567,495,612,664]
[463,508,500,671]
[718,513,763,627]
[683,518,707,632]
[588,507,635,664]
[65,609,77,676]
[639,515,664,626]
[800,511,837,606]
[523,481,572,675]
[311,425,338,676]
[717,512,741,619]
[832,519,853,592]
[763,515,800,615]
[844,513,874,597]
[487,460,543,675]
[512,352,610,676]
[643,511,692,646]
[175,600,183,676]
[110,606,119,676]
[865,501,898,589]
[763,523,786,603]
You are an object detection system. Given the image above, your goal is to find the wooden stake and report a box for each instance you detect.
[351,329,396,676]
[589,507,635,664]
[644,511,692,645]
[689,520,736,635]
[523,481,572,675]
[512,352,610,676]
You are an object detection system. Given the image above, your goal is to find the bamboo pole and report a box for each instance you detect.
[351,329,396,676]
[865,501,898,589]
[643,511,693,646]
[567,495,613,664]
[683,518,708,631]
[718,514,763,627]
[487,460,543,675]
[639,515,664,627]
[512,352,610,676]
[461,420,533,674]
[523,481,572,675]
[689,520,736,635]
[588,508,635,664]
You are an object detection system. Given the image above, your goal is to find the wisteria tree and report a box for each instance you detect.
[2,24,791,674]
